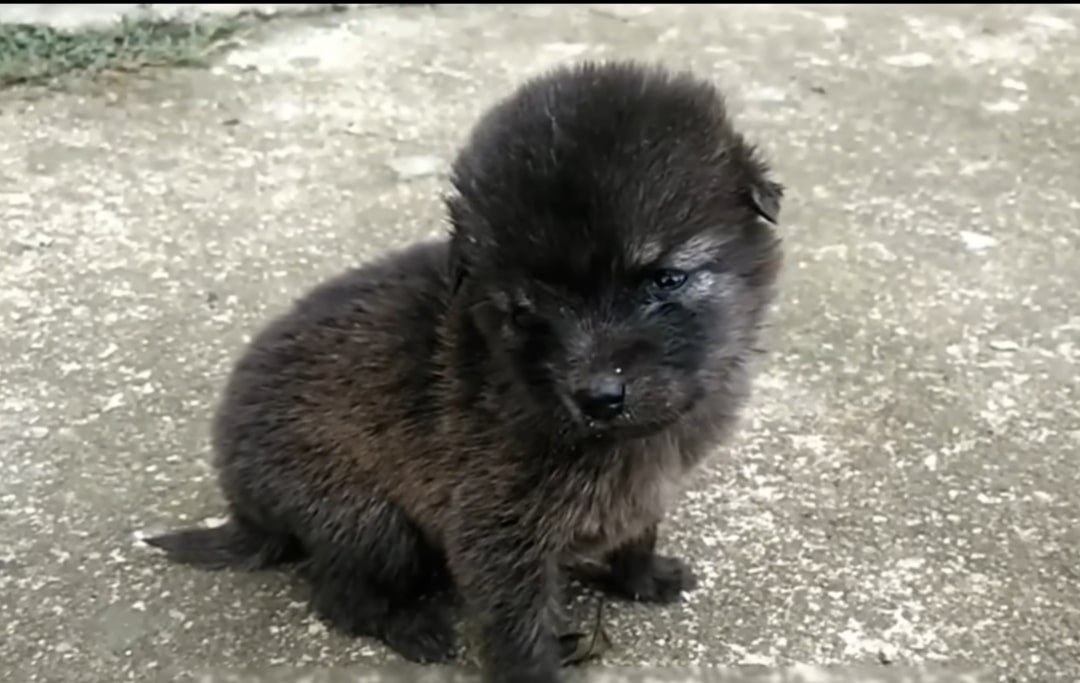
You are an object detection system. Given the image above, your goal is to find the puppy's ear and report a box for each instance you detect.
[747,179,784,225]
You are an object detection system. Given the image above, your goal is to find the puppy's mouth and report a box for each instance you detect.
[590,420,672,441]
[558,394,679,442]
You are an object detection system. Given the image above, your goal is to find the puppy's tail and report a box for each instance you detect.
[142,518,303,571]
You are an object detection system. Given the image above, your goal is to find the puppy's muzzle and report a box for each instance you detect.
[573,373,626,422]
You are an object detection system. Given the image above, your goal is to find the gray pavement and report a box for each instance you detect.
[2,4,1079,683]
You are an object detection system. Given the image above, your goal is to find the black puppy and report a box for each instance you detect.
[146,60,784,683]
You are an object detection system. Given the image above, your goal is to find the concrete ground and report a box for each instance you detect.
[2,3,1078,683]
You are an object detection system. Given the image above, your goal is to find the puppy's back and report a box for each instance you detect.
[212,240,453,495]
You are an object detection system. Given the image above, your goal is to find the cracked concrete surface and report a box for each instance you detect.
[1,4,1078,683]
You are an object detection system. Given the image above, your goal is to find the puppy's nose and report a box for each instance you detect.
[575,374,626,421]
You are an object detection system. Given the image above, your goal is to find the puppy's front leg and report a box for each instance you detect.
[602,523,698,604]
[448,522,562,683]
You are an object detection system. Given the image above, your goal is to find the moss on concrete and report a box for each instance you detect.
[0,14,248,87]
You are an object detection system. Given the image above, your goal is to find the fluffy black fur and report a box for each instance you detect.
[145,60,785,683]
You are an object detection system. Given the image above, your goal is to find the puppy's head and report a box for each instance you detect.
[446,61,784,441]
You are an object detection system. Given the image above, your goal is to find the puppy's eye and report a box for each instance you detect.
[651,269,689,292]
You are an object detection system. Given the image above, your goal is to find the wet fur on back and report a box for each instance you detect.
[145,61,785,683]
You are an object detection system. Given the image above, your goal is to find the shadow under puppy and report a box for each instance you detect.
[145,60,784,683]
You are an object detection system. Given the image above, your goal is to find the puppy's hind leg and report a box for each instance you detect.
[305,500,458,664]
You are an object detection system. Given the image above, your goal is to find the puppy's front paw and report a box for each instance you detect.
[382,601,459,664]
[609,554,698,604]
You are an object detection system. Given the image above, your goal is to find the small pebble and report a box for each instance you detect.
[983,99,1021,113]
[959,230,999,251]
[386,155,445,181]
[989,340,1020,352]
[18,232,55,248]
[882,52,934,67]
[28,426,50,439]
[878,644,899,664]
[745,86,788,103]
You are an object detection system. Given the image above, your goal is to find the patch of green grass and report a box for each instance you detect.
[0,14,250,88]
